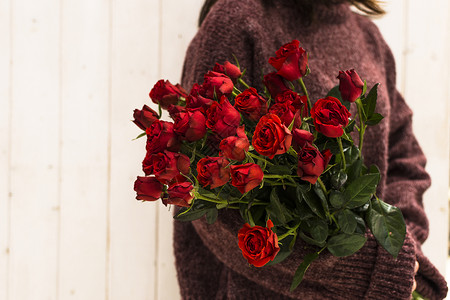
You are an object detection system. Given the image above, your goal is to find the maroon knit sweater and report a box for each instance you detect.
[174,1,448,299]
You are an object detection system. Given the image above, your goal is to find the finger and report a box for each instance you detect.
[414,260,419,274]
[412,279,417,292]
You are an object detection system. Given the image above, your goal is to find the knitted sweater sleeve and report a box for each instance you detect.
[377,42,448,300]
[176,2,447,299]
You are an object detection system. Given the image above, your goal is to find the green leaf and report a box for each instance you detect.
[330,190,345,208]
[365,113,384,126]
[174,206,214,222]
[298,231,326,247]
[313,184,329,216]
[266,235,295,266]
[336,209,358,234]
[133,132,146,140]
[346,159,362,182]
[343,173,380,208]
[205,207,218,224]
[290,252,320,291]
[308,219,329,243]
[297,185,325,219]
[363,83,379,118]
[267,188,293,225]
[326,85,342,99]
[327,233,367,257]
[331,170,348,190]
[366,198,406,258]
[267,165,292,175]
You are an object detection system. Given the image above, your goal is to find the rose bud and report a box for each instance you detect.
[292,128,314,151]
[268,40,308,81]
[263,72,289,98]
[172,108,207,142]
[311,96,351,138]
[149,79,187,109]
[252,114,292,159]
[134,176,164,201]
[297,144,332,184]
[219,126,250,161]
[238,220,280,267]
[196,156,231,189]
[230,163,263,194]
[268,101,301,128]
[275,90,308,118]
[133,105,159,130]
[213,61,242,82]
[338,69,364,103]
[206,96,241,139]
[234,88,268,121]
[163,182,194,208]
[142,150,190,184]
[146,120,180,154]
[202,71,234,99]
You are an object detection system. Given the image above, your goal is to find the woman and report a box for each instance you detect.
[174,0,448,298]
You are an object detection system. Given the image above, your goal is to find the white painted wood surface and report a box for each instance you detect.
[0,1,448,300]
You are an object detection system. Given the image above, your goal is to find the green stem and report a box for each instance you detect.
[247,151,275,166]
[233,86,242,95]
[278,222,301,241]
[316,177,328,195]
[264,179,297,187]
[238,78,250,89]
[298,77,312,112]
[195,194,225,204]
[337,137,346,169]
[356,98,365,158]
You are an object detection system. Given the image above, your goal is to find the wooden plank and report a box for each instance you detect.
[403,0,449,275]
[58,1,110,298]
[157,1,204,299]
[108,0,160,299]
[8,0,60,299]
[0,0,11,299]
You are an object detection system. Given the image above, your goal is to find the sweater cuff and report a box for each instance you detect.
[363,231,416,299]
[415,244,448,300]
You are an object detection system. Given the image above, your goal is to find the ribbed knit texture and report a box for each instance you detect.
[173,0,448,299]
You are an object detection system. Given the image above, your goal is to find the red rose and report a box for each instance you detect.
[268,40,308,81]
[202,71,234,99]
[274,90,308,118]
[311,97,351,138]
[146,120,180,154]
[292,129,314,151]
[134,176,163,201]
[206,96,241,138]
[338,69,364,103]
[297,145,332,184]
[186,83,214,111]
[234,88,268,121]
[230,163,263,194]
[219,126,250,161]
[171,108,207,142]
[252,114,292,159]
[268,101,300,128]
[238,219,280,267]
[263,72,289,98]
[149,79,187,109]
[213,61,242,82]
[142,150,190,184]
[164,182,194,207]
[196,156,230,189]
[133,105,159,130]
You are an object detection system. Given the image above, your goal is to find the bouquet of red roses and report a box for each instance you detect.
[132,40,406,290]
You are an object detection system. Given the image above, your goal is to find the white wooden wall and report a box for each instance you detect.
[0,1,448,299]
